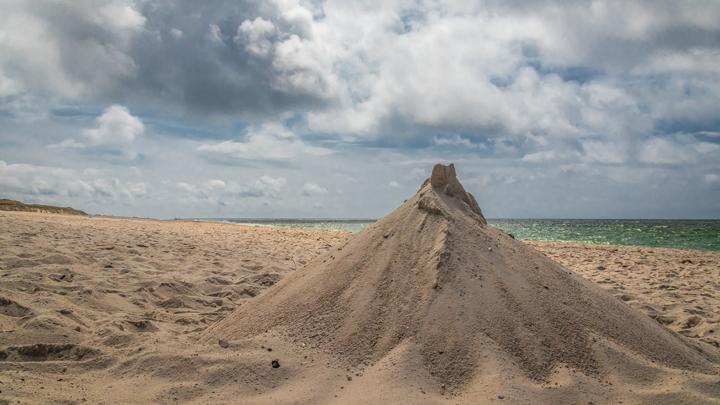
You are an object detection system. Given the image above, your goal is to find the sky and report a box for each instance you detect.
[1,0,719,219]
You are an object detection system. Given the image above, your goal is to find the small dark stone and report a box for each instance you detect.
[267,347,272,352]
[271,360,280,368]
[596,265,606,271]
[498,395,504,399]
[218,340,229,348]
[507,233,515,239]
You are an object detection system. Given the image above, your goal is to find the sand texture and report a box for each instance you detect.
[0,212,347,403]
[528,241,720,351]
[1,181,719,403]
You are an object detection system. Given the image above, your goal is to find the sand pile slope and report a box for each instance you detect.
[205,164,719,391]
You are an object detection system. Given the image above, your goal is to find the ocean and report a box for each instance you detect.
[212,218,720,251]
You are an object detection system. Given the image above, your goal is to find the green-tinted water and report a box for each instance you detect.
[215,218,720,251]
[489,219,720,251]
[217,218,373,233]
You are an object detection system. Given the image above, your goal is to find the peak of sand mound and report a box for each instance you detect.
[422,163,485,220]
[204,164,718,391]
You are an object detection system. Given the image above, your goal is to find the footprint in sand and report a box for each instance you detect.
[0,297,32,317]
[125,319,159,332]
[48,270,75,282]
[0,343,100,362]
[38,254,74,265]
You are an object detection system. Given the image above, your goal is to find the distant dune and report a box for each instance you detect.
[0,199,87,216]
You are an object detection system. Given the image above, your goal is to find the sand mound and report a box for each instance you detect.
[204,164,719,390]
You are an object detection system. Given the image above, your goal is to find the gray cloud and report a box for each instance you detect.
[0,0,144,105]
[0,0,719,218]
[3,0,719,134]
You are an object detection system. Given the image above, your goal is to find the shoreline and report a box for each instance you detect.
[109,213,720,253]
[28,210,718,252]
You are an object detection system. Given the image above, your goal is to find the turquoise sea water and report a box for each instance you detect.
[489,219,720,251]
[214,218,720,251]
[216,218,373,232]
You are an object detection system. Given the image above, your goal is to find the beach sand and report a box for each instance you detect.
[1,211,719,403]
[528,241,720,351]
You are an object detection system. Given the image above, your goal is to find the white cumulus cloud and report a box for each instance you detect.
[0,160,148,207]
[301,182,328,196]
[83,104,144,146]
[198,123,331,161]
[176,175,287,204]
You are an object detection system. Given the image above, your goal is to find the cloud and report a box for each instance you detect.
[206,24,224,44]
[521,138,630,165]
[236,17,276,57]
[170,28,183,39]
[176,175,287,204]
[301,182,328,196]
[388,180,400,188]
[0,0,144,106]
[83,105,144,145]
[522,150,562,163]
[198,123,331,162]
[0,160,148,205]
[2,1,720,219]
[433,135,486,150]
[638,135,720,165]
[48,105,144,159]
[48,138,86,150]
[3,0,718,138]
[231,1,336,100]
